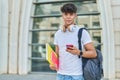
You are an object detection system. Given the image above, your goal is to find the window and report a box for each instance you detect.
[29,0,102,72]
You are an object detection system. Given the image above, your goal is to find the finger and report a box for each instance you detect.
[66,49,71,51]
[67,49,72,52]
[72,46,77,50]
[51,67,56,70]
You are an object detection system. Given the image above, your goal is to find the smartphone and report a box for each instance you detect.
[66,44,73,50]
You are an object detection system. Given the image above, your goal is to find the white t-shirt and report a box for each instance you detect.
[54,25,92,75]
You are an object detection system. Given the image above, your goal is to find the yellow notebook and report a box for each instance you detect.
[46,43,59,69]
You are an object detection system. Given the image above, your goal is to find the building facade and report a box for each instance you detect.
[0,0,120,80]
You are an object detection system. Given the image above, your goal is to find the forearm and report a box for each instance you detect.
[81,50,97,58]
[81,42,97,58]
[66,45,97,58]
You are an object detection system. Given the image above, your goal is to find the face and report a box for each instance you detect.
[62,13,77,26]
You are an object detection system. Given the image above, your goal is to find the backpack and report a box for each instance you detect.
[78,28,104,80]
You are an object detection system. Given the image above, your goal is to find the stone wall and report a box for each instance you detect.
[0,0,8,74]
[0,0,32,74]
[111,0,120,79]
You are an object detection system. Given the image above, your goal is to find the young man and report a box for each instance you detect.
[50,3,97,80]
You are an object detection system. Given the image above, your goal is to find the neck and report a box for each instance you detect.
[65,23,75,28]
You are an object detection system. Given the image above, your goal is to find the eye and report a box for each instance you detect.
[64,13,68,15]
[70,13,74,16]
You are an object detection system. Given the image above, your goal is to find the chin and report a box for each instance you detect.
[66,22,72,25]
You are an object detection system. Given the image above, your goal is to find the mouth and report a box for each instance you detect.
[66,20,73,23]
[66,20,72,21]
[66,20,72,23]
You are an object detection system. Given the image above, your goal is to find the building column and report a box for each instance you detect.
[0,0,8,74]
[98,0,115,79]
[18,0,32,74]
[8,0,21,74]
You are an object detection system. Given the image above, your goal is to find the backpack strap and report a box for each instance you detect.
[78,28,89,68]
[78,28,86,58]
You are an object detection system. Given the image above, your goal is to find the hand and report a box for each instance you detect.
[49,65,58,71]
[66,46,80,55]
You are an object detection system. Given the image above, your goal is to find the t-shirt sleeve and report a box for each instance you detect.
[81,30,92,45]
[54,33,58,45]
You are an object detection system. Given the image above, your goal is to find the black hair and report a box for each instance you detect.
[61,3,77,13]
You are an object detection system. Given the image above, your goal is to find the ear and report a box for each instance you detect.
[74,14,78,23]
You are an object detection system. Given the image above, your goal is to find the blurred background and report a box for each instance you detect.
[0,0,120,80]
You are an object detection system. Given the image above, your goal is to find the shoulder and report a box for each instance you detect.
[55,25,64,35]
[77,26,88,35]
[76,25,87,33]
[82,29,89,36]
[54,29,61,37]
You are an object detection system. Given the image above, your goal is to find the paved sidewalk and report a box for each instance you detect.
[1,73,118,80]
[0,73,57,80]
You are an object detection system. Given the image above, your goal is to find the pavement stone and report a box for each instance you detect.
[0,73,57,80]
[1,74,119,80]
